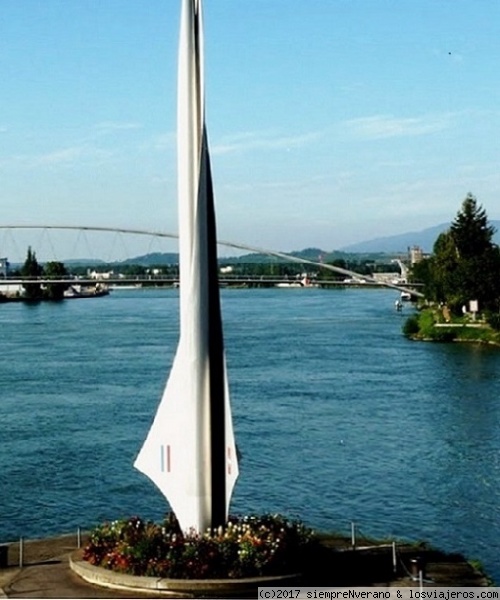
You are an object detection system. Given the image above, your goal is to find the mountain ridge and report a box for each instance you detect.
[120,221,500,265]
[340,220,500,253]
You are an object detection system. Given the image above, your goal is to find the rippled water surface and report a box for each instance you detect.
[1,288,499,581]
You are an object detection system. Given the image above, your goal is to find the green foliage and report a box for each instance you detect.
[429,328,457,343]
[430,232,460,306]
[403,309,455,341]
[19,248,72,301]
[44,261,70,300]
[412,195,500,314]
[468,558,495,585]
[450,194,496,258]
[21,246,43,300]
[418,309,437,337]
[83,513,314,579]
[486,313,500,331]
[402,315,420,337]
[454,327,490,343]
[402,307,500,345]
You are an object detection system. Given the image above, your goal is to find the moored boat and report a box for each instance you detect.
[64,284,110,299]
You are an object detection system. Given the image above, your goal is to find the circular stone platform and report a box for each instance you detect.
[70,550,301,598]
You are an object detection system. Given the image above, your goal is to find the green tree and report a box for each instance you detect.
[415,195,500,314]
[43,261,70,300]
[430,231,460,305]
[21,247,43,300]
[450,193,496,259]
[447,195,500,312]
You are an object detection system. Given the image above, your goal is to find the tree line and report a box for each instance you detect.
[18,247,69,300]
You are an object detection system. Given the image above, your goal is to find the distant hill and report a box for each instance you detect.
[121,248,350,266]
[119,246,418,267]
[63,258,105,265]
[221,247,331,264]
[119,252,180,266]
[341,221,500,253]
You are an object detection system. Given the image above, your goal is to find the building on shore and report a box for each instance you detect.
[0,257,9,278]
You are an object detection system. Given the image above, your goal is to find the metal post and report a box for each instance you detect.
[392,541,397,573]
[77,526,81,549]
[419,568,424,592]
[351,521,356,548]
[19,537,24,568]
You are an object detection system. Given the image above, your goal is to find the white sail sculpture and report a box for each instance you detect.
[134,0,239,534]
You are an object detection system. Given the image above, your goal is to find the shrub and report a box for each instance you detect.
[402,315,419,337]
[486,313,500,331]
[429,328,457,342]
[418,309,438,336]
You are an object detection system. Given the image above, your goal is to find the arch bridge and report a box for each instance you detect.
[0,224,423,297]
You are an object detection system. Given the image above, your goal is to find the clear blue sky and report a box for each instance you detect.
[1,0,499,258]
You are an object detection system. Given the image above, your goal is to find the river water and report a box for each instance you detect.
[0,287,499,581]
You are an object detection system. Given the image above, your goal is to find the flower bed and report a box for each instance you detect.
[83,513,313,579]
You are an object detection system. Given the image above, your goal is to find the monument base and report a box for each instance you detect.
[70,549,301,598]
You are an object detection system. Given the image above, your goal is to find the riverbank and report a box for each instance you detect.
[0,288,110,303]
[403,307,500,346]
[0,532,491,598]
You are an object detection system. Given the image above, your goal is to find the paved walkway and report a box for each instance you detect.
[0,534,490,598]
[0,535,161,598]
